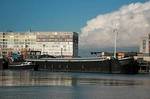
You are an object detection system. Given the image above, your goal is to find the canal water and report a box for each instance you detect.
[0,70,150,99]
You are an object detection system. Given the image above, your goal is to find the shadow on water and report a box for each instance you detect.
[0,70,149,87]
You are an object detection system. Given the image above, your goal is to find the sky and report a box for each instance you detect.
[0,0,150,56]
[0,0,148,32]
[80,0,150,56]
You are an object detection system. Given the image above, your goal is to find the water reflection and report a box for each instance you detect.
[0,70,148,87]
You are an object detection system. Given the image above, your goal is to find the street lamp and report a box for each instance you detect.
[60,45,63,58]
[43,44,45,55]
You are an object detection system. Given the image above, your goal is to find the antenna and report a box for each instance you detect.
[29,28,32,32]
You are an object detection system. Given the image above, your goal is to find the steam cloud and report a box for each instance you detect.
[80,1,150,50]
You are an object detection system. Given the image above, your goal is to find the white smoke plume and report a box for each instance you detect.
[80,1,150,50]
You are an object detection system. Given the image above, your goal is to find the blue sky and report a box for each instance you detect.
[0,0,148,32]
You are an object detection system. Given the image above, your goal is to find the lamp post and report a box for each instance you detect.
[43,44,45,55]
[60,45,63,58]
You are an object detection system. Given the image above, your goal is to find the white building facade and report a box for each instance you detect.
[0,32,78,57]
[140,34,150,56]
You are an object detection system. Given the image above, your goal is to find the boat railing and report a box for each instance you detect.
[25,57,108,62]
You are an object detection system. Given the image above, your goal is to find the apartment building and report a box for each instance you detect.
[0,32,78,58]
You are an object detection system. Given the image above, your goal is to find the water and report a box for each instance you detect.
[0,70,150,99]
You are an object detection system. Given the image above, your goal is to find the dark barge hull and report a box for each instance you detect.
[8,65,33,70]
[27,57,138,74]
